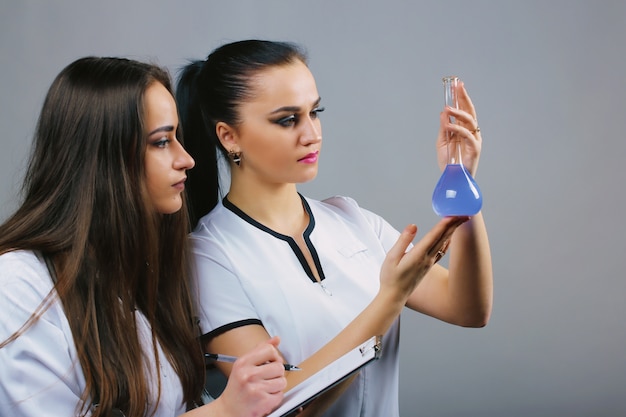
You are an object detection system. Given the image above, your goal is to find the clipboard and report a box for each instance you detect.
[267,335,382,417]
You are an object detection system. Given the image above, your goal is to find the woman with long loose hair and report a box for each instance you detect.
[0,56,286,417]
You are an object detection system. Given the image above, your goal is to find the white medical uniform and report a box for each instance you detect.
[191,195,403,417]
[0,250,186,417]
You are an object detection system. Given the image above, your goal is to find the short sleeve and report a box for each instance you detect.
[190,227,262,338]
[0,251,88,417]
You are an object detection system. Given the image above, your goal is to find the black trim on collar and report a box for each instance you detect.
[222,193,325,284]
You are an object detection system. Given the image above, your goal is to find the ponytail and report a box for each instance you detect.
[176,61,220,226]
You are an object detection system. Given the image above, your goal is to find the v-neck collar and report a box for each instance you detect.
[222,193,326,283]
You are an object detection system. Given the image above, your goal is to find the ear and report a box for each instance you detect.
[216,121,239,151]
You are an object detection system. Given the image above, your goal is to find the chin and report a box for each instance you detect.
[299,170,319,183]
[155,199,183,214]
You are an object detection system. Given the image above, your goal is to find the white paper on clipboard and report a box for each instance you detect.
[267,335,382,417]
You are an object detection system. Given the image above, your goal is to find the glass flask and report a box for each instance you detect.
[432,76,482,216]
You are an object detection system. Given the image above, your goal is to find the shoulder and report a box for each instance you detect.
[0,250,68,348]
[309,195,383,226]
[0,250,56,320]
[307,195,401,249]
[190,202,241,255]
[0,250,50,289]
[307,195,362,215]
[319,194,359,209]
[0,252,84,415]
[191,200,234,237]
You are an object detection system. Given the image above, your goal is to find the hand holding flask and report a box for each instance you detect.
[432,76,482,216]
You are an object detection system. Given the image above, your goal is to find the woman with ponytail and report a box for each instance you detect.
[177,40,492,416]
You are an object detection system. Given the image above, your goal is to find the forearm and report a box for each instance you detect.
[286,290,403,389]
[447,211,493,327]
[180,398,229,417]
[179,403,214,417]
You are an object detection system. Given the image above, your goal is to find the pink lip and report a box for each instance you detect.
[172,178,187,190]
[298,151,319,164]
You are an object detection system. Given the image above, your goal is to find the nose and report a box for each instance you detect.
[300,116,322,145]
[173,140,195,170]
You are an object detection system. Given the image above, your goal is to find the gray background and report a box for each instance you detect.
[1,1,624,416]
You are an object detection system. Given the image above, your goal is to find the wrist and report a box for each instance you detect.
[372,289,406,320]
[203,397,228,417]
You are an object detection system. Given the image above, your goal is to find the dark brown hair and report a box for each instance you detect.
[176,39,308,225]
[0,57,204,417]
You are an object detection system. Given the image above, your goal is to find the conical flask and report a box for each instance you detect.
[432,76,482,216]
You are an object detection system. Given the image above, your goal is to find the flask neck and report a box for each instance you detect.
[448,140,462,165]
[442,76,462,166]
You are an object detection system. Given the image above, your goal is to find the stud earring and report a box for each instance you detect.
[228,149,242,166]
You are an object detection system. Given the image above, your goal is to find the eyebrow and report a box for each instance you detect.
[147,125,175,136]
[269,97,322,115]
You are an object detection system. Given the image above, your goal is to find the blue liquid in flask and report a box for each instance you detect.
[432,163,482,216]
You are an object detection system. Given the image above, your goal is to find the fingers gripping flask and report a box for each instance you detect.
[432,76,482,216]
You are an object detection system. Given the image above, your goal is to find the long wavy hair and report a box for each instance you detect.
[0,57,204,416]
[176,39,308,226]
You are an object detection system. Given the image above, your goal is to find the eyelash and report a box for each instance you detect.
[152,137,172,148]
[276,106,325,127]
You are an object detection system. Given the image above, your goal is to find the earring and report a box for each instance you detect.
[228,149,242,166]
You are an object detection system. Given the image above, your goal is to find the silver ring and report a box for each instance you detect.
[472,126,481,134]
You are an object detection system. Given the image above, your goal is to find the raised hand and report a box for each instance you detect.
[436,81,482,176]
[379,216,469,303]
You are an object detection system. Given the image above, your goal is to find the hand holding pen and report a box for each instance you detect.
[212,336,289,416]
[206,352,301,371]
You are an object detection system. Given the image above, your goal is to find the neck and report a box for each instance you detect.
[227,180,306,236]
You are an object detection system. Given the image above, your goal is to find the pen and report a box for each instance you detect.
[205,353,301,371]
